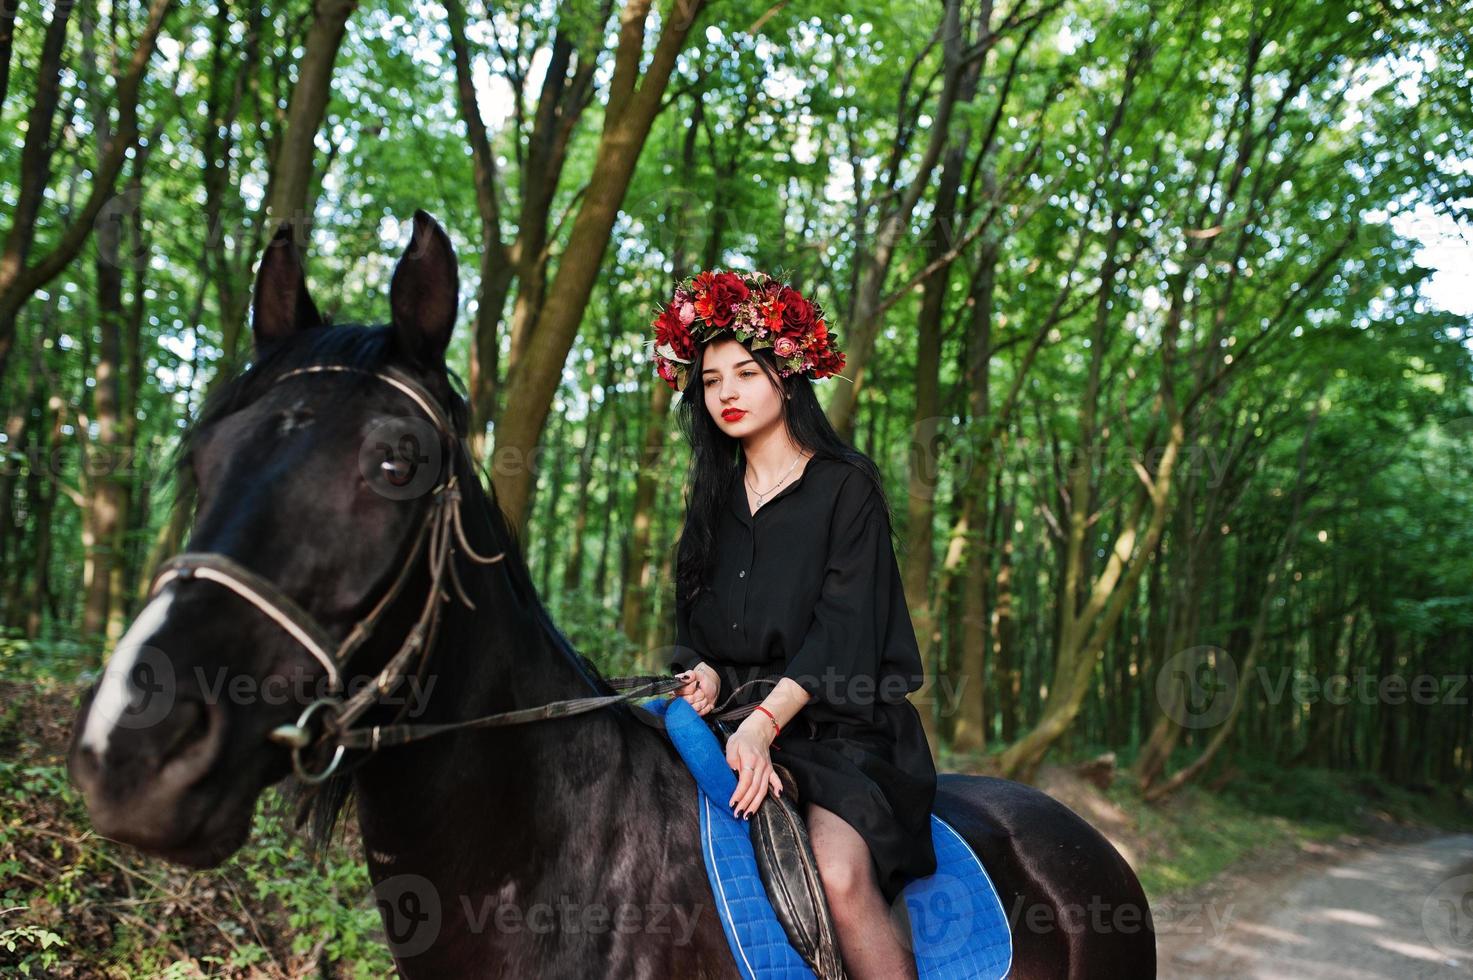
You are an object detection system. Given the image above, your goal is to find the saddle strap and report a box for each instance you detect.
[750,764,847,980]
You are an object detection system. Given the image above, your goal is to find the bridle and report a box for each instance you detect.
[146,363,681,784]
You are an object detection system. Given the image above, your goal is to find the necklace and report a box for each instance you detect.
[746,451,807,506]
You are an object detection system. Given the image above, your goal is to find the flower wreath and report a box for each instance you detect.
[647,270,847,392]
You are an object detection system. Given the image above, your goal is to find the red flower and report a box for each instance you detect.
[694,271,750,327]
[803,318,828,349]
[778,286,817,337]
[811,345,845,379]
[653,307,694,360]
[656,359,680,389]
[755,285,786,332]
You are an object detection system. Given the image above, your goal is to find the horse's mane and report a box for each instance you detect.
[172,323,621,854]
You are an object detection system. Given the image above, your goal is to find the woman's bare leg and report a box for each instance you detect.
[806,802,917,980]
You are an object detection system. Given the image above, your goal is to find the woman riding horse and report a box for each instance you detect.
[657,271,935,978]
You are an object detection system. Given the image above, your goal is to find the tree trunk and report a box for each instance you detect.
[903,43,981,755]
[621,101,703,649]
[490,0,706,533]
[595,399,626,601]
[24,388,66,637]
[997,220,1186,779]
[565,354,615,593]
[0,0,173,387]
[264,0,359,228]
[445,0,513,455]
[1143,399,1323,802]
[537,410,567,601]
[0,328,39,601]
[0,0,18,114]
[994,488,1019,742]
[827,0,980,439]
[78,7,138,646]
[201,0,267,368]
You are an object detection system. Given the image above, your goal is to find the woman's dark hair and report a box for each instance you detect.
[673,336,897,607]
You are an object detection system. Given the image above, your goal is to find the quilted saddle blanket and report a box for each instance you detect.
[643,696,1012,979]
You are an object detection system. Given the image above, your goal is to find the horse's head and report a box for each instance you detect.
[68,211,472,867]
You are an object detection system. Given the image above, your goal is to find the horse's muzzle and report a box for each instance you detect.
[68,687,234,865]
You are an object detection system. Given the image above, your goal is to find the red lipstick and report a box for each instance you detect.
[721,408,747,421]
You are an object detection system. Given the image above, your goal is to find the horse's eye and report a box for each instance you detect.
[363,429,437,498]
[380,456,415,488]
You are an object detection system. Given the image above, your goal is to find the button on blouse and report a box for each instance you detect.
[670,455,926,727]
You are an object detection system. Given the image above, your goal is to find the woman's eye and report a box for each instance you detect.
[704,371,757,387]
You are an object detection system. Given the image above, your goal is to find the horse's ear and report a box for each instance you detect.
[390,210,459,367]
[251,223,323,349]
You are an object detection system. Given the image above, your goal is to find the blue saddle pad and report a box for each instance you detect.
[643,697,1013,979]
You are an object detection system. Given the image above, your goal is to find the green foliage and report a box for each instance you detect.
[1,0,1471,967]
[0,920,67,977]
[0,728,393,976]
[1110,759,1473,900]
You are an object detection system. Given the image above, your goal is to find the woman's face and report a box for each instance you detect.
[701,337,784,440]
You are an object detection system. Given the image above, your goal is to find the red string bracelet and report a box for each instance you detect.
[754,705,780,736]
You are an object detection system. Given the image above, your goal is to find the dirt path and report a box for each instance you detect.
[1156,833,1473,978]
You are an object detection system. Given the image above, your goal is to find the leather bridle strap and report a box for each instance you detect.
[152,360,703,781]
[278,363,456,437]
[151,553,348,688]
[145,364,476,696]
[335,675,689,751]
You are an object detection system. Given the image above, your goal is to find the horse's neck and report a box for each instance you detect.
[350,583,658,892]
[346,556,723,975]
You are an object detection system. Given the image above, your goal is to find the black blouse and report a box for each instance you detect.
[669,455,926,728]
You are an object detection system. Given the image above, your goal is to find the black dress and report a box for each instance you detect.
[669,454,938,904]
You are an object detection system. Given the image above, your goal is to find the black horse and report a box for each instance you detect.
[68,212,1155,978]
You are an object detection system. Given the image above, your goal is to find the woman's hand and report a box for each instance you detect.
[675,661,721,716]
[725,714,783,819]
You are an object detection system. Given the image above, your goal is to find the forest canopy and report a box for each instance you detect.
[1,0,1470,792]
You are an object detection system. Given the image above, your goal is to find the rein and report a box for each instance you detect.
[146,363,706,784]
